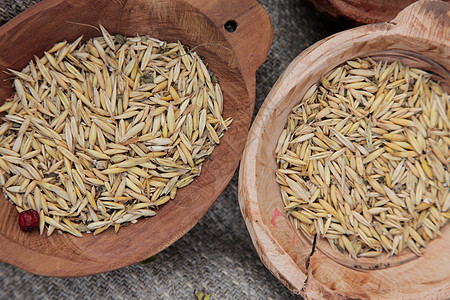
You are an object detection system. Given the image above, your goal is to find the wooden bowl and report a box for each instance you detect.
[239,1,449,298]
[0,0,273,277]
[304,0,420,24]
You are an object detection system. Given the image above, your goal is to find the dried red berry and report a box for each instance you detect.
[19,209,40,232]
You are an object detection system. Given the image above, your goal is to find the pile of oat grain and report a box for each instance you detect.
[276,58,449,258]
[0,25,231,236]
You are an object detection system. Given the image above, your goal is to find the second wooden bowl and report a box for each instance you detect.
[0,0,273,276]
[304,0,418,24]
[239,0,449,298]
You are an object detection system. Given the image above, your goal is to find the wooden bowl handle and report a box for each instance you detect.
[390,0,450,42]
[185,0,273,97]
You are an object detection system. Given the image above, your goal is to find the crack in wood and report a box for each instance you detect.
[301,233,318,292]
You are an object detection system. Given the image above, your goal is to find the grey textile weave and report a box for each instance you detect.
[0,0,349,299]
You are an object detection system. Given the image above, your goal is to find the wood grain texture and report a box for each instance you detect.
[305,0,450,24]
[0,0,273,276]
[239,0,449,298]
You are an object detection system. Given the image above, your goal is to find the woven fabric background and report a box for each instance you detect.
[0,1,349,299]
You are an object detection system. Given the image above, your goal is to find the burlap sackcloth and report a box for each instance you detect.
[0,1,349,298]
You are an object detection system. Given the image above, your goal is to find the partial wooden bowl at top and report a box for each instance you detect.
[305,0,450,24]
[239,0,449,299]
[0,0,273,277]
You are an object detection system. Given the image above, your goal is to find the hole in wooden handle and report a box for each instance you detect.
[224,20,238,33]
